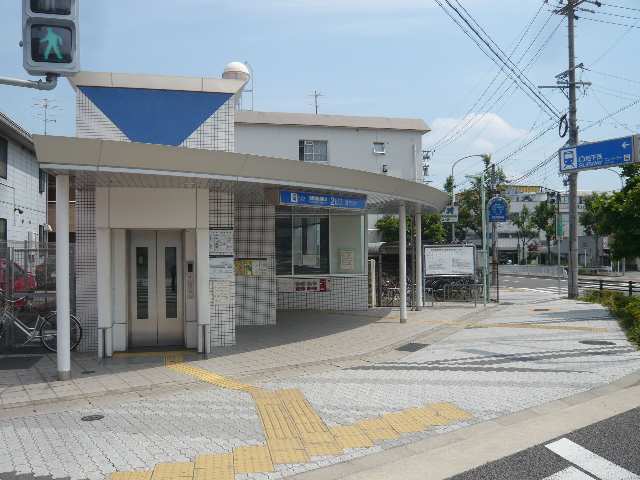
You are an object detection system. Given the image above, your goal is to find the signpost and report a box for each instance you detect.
[487,196,509,223]
[441,206,459,223]
[559,135,638,173]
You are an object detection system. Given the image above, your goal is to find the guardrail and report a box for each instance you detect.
[579,279,639,297]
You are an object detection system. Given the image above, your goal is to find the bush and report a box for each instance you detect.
[581,290,640,346]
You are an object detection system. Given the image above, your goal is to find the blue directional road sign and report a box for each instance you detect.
[488,196,509,223]
[559,135,637,173]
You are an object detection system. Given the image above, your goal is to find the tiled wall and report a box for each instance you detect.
[0,141,46,243]
[76,89,236,151]
[277,276,369,311]
[209,190,235,348]
[234,203,277,326]
[74,185,98,352]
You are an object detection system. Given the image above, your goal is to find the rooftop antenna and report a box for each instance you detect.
[309,90,323,115]
[33,98,59,135]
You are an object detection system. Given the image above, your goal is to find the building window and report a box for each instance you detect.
[298,140,328,163]
[373,142,386,154]
[276,213,330,275]
[39,169,47,194]
[0,218,6,243]
[0,137,7,179]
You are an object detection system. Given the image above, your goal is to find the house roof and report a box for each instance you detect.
[68,71,246,95]
[0,111,33,152]
[235,111,430,133]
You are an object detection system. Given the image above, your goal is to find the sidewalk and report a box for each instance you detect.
[0,304,481,413]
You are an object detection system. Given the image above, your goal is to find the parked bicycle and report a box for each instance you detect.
[0,291,82,352]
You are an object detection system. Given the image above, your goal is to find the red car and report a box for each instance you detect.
[0,258,38,293]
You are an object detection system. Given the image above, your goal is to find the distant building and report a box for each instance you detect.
[0,111,47,244]
[235,111,430,243]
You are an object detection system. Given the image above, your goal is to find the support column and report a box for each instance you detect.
[55,175,71,380]
[196,228,211,354]
[96,227,112,358]
[414,212,423,311]
[399,204,407,323]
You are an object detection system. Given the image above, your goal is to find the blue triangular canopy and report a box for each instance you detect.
[79,86,232,146]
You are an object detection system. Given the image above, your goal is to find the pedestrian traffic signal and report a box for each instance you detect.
[22,0,79,76]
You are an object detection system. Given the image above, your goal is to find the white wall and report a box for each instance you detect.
[236,123,423,182]
[0,140,46,242]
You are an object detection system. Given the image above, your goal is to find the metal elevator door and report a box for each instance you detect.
[129,231,183,347]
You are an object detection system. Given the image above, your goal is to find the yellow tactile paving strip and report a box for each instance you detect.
[108,359,473,480]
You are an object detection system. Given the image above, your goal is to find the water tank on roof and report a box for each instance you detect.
[222,61,251,111]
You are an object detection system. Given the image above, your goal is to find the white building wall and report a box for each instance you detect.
[235,123,423,182]
[0,140,46,243]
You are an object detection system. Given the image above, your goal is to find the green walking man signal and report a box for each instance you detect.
[22,0,80,76]
[41,27,63,61]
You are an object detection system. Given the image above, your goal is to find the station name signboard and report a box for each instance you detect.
[279,190,367,210]
[559,135,639,173]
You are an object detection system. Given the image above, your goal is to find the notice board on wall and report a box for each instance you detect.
[424,245,475,276]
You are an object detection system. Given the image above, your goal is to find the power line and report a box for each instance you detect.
[585,68,640,85]
[590,15,640,65]
[433,0,561,120]
[434,11,561,152]
[428,1,549,150]
[598,2,640,13]
[580,16,640,29]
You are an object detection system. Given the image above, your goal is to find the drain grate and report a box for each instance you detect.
[580,340,616,346]
[396,342,429,352]
[533,308,550,312]
[81,370,95,375]
[81,414,104,422]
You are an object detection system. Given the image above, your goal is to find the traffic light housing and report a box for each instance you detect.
[23,0,80,76]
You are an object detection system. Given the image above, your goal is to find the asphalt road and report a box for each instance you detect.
[449,407,640,480]
[500,275,568,291]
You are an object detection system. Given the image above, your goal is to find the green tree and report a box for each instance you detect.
[510,206,537,264]
[453,167,507,241]
[584,166,640,260]
[375,213,447,244]
[531,201,556,265]
[580,193,606,267]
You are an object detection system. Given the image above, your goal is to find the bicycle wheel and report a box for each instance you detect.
[40,313,82,353]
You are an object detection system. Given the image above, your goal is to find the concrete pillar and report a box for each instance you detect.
[196,228,211,354]
[55,175,71,380]
[96,227,113,358]
[399,204,407,323]
[414,212,423,311]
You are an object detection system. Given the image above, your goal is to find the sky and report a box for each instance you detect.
[1,0,638,193]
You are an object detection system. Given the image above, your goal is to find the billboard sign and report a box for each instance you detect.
[559,135,637,173]
[424,245,475,276]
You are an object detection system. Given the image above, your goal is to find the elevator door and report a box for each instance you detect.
[130,231,183,347]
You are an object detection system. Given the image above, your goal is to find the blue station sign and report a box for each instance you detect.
[279,190,367,210]
[559,135,638,173]
[487,196,509,223]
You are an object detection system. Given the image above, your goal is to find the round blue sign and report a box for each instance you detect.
[488,196,509,222]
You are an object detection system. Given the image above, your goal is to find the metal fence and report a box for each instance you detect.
[579,278,639,297]
[0,242,75,352]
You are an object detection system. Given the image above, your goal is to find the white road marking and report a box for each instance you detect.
[543,467,595,480]
[546,438,640,480]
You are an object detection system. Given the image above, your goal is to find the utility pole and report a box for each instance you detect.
[566,1,579,299]
[490,163,498,286]
[309,90,323,115]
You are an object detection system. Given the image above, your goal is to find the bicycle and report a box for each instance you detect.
[0,292,82,352]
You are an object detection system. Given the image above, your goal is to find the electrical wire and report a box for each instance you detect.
[433,0,561,121]
[579,16,640,29]
[598,2,640,13]
[428,1,549,150]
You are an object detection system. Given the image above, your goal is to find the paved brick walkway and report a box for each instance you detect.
[0,290,638,480]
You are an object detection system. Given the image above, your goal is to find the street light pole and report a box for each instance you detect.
[449,154,489,243]
[481,169,488,306]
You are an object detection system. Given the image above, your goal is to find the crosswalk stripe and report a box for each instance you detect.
[546,438,640,480]
[543,467,595,480]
